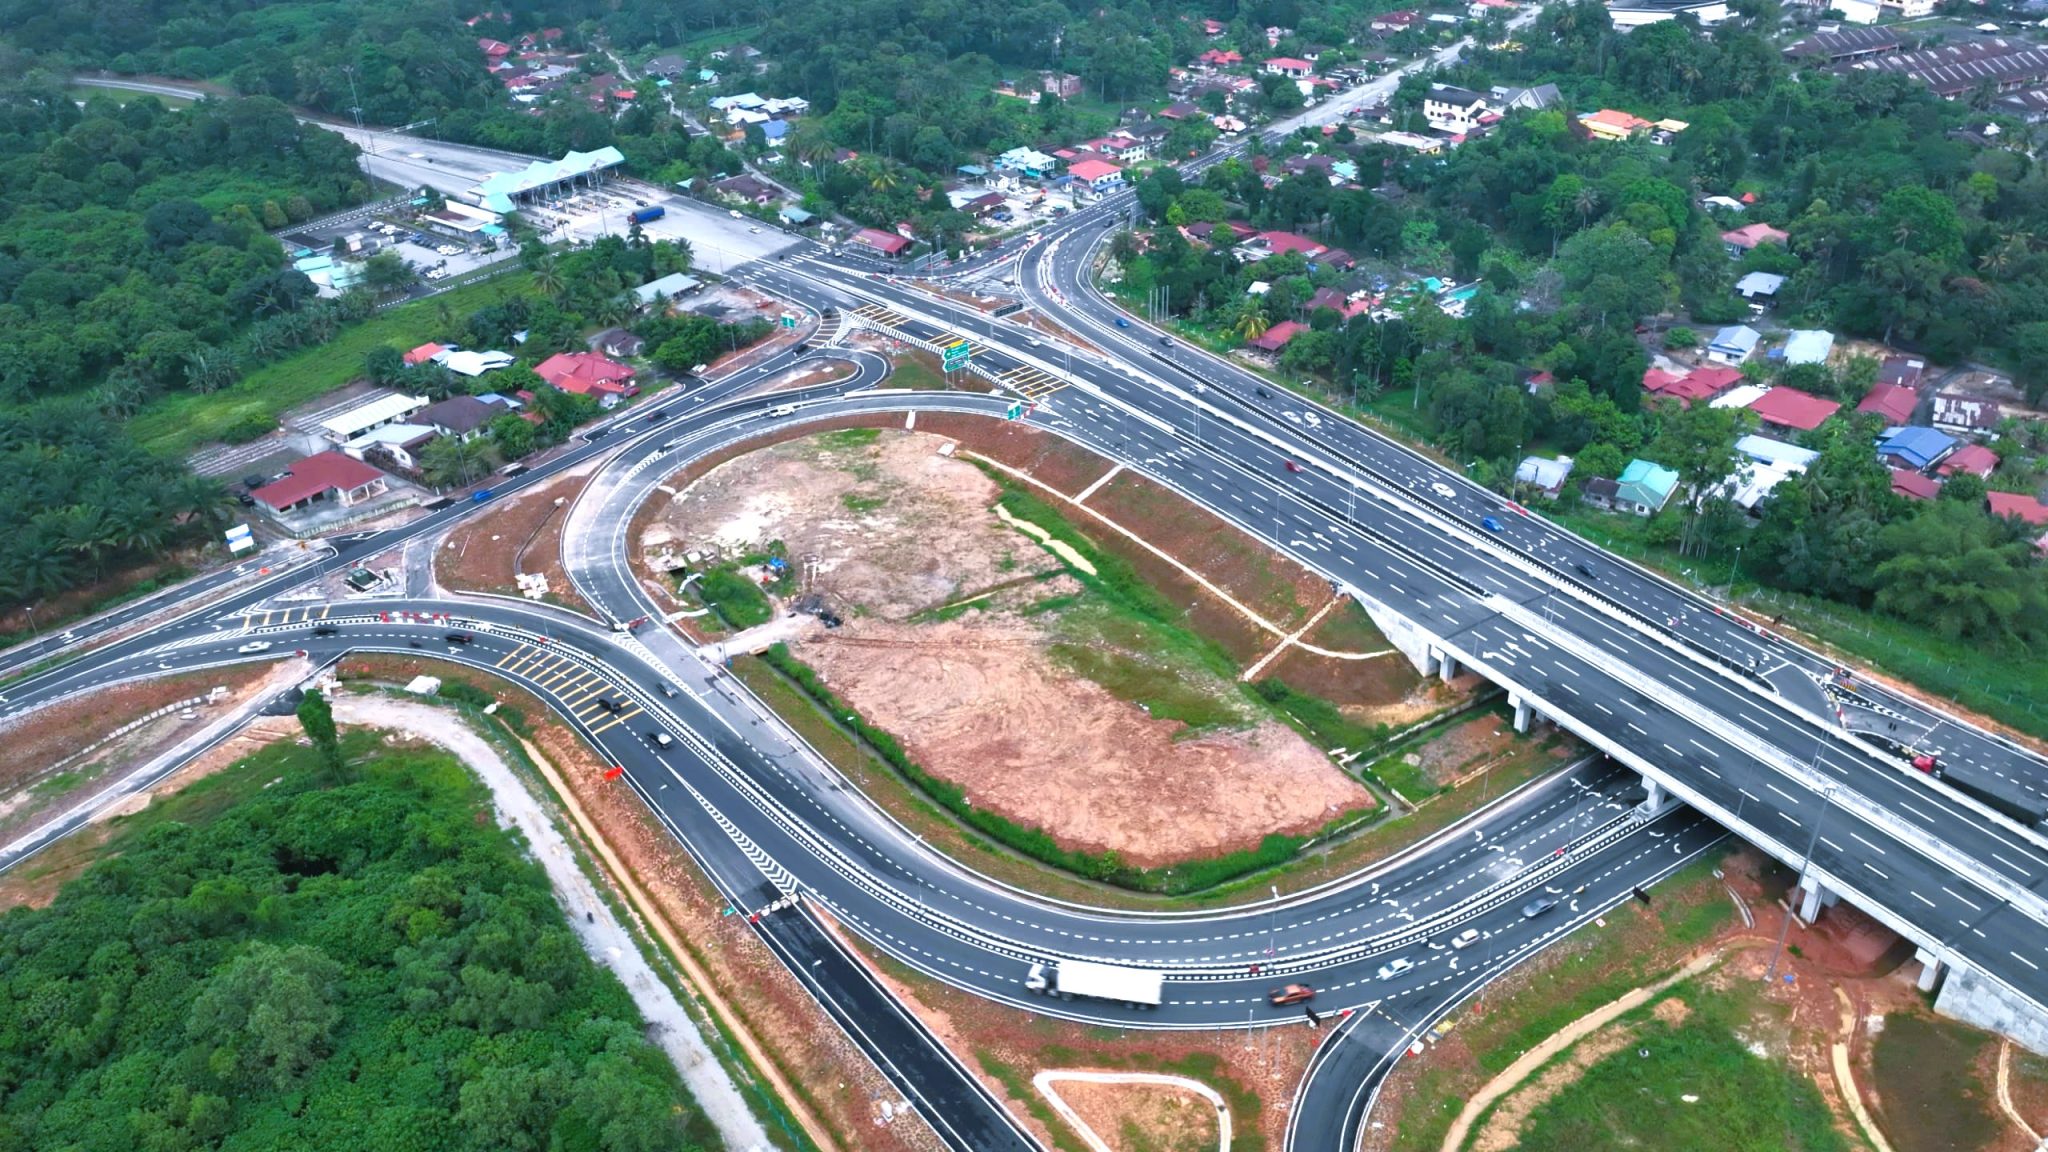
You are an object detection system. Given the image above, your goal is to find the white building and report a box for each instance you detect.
[1606,0,1729,27]
[320,392,429,444]
[1423,84,1490,134]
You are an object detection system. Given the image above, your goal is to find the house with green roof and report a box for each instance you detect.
[1614,459,1679,516]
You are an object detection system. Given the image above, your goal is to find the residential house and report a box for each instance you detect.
[1706,325,1762,365]
[1514,455,1575,498]
[1613,459,1680,515]
[593,327,646,358]
[252,451,390,514]
[1932,392,2001,436]
[1736,271,1785,300]
[1489,83,1563,111]
[1833,0,1881,22]
[1424,84,1490,134]
[1581,476,1623,510]
[1890,469,1941,501]
[479,38,513,60]
[1643,363,1742,406]
[1161,101,1202,120]
[1994,86,2048,123]
[320,393,429,445]
[1989,491,2048,527]
[1721,223,1790,254]
[1856,383,1919,425]
[1579,109,1654,141]
[1780,329,1835,366]
[1604,0,1730,27]
[1370,9,1422,33]
[1878,355,1926,390]
[995,146,1060,178]
[1041,72,1083,99]
[1263,57,1316,79]
[1877,425,1958,472]
[1241,230,1326,261]
[344,424,437,471]
[713,174,778,205]
[1250,321,1307,353]
[633,272,704,307]
[415,395,506,441]
[438,350,515,377]
[1736,434,1820,473]
[1782,26,1899,65]
[644,54,689,77]
[850,227,912,256]
[1747,386,1841,434]
[1197,48,1244,68]
[404,342,447,366]
[1936,443,2000,478]
[536,352,638,406]
[1203,17,1226,36]
[1067,158,1127,192]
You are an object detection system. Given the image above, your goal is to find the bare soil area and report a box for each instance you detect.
[437,465,597,614]
[756,356,860,392]
[1054,1078,1221,1152]
[647,427,1373,866]
[334,653,941,1152]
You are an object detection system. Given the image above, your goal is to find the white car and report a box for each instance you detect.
[1376,957,1416,981]
[1430,482,1457,500]
[1451,929,1481,950]
[236,641,272,654]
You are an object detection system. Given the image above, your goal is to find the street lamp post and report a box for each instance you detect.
[1765,781,1836,986]
[1266,885,1280,957]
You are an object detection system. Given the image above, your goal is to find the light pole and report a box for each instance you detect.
[1765,781,1835,986]
[1266,884,1280,957]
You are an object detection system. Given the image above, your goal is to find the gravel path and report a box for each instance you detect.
[328,695,774,1152]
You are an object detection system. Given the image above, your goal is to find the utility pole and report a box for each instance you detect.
[1765,781,1835,986]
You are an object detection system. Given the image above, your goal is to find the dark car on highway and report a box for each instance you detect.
[444,632,473,644]
[312,624,338,636]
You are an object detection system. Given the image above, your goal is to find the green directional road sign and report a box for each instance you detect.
[1005,400,1024,420]
[780,314,797,328]
[942,339,971,371]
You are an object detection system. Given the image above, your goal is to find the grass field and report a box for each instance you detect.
[1868,1013,2001,1152]
[129,274,530,458]
[1509,979,1846,1152]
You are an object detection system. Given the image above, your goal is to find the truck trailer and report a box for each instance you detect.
[1024,960,1162,1008]
[628,205,666,225]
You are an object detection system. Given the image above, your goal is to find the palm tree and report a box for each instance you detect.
[419,435,491,489]
[594,295,633,328]
[1236,308,1271,341]
[171,475,235,526]
[531,259,566,300]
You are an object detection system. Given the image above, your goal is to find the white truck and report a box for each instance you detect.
[1024,960,1163,1009]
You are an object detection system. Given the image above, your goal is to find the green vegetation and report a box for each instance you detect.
[1511,981,1845,1152]
[1869,1013,2001,1152]
[0,731,714,1151]
[814,427,881,450]
[692,563,774,630]
[840,492,887,514]
[127,275,527,457]
[885,355,951,392]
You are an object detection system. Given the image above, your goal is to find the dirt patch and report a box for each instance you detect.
[437,465,596,614]
[1053,1078,1221,1152]
[332,654,941,1152]
[647,427,1371,866]
[803,618,1370,866]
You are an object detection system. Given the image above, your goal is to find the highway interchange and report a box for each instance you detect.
[32,75,2048,1149]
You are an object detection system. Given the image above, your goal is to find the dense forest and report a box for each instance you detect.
[0,734,709,1152]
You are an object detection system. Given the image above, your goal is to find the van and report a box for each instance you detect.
[770,404,796,417]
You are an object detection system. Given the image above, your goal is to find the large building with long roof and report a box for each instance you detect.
[466,146,625,213]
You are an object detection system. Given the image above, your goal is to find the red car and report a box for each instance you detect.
[1267,984,1316,1006]
[1283,460,1302,474]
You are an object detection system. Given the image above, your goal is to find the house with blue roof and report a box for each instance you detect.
[1877,425,1958,472]
[1614,459,1680,515]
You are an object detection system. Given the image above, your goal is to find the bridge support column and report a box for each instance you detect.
[1439,651,1458,683]
[1914,947,1946,994]
[1796,877,1835,924]
[1422,647,1441,678]
[1510,694,1534,734]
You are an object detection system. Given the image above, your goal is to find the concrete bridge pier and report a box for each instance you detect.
[1914,947,1947,994]
[1796,877,1838,924]
[1510,693,1536,734]
[1438,649,1459,683]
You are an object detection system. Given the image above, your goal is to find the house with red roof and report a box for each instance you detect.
[1747,386,1840,434]
[850,227,912,257]
[535,352,638,405]
[1249,320,1307,353]
[1988,491,2048,526]
[1203,17,1226,35]
[1937,443,1999,478]
[1067,158,1127,191]
[252,451,390,514]
[1198,48,1243,67]
[479,38,512,59]
[1371,9,1422,32]
[1856,383,1918,424]
[1721,223,1790,254]
[1242,230,1326,261]
[1644,364,1743,407]
[404,342,447,366]
[1890,469,1940,501]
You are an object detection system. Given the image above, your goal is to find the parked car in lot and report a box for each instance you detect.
[1376,957,1415,981]
[1267,984,1315,1006]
